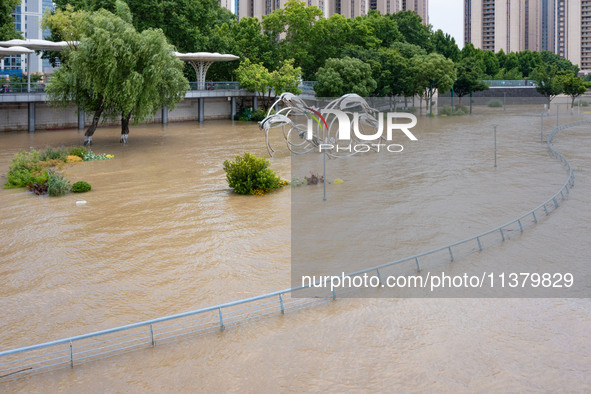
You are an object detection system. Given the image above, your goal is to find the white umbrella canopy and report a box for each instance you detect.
[0,46,35,58]
[0,39,77,51]
[174,52,239,62]
[174,52,239,90]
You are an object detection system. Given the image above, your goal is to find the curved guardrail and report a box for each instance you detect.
[0,118,587,381]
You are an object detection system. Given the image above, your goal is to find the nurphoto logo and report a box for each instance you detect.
[305,108,418,153]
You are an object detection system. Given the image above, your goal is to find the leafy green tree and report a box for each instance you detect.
[390,41,427,58]
[516,50,542,78]
[453,57,488,105]
[262,0,322,79]
[235,59,301,110]
[55,0,235,51]
[482,50,500,78]
[44,5,188,144]
[342,46,412,98]
[559,72,590,108]
[391,10,433,52]
[206,17,279,80]
[361,10,403,48]
[412,53,456,113]
[460,43,483,61]
[496,49,507,70]
[494,67,523,80]
[540,50,579,74]
[0,0,22,40]
[531,64,564,106]
[503,52,520,73]
[314,57,376,97]
[432,29,460,62]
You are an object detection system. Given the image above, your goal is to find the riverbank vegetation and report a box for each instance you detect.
[223,152,288,195]
[3,146,110,196]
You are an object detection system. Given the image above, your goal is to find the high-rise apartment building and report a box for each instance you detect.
[464,0,591,74]
[227,0,428,25]
[1,0,55,77]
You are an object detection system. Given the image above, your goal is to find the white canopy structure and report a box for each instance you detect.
[0,39,76,51]
[174,52,239,90]
[0,46,34,60]
[0,39,76,92]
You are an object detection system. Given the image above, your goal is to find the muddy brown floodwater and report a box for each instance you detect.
[1,106,590,392]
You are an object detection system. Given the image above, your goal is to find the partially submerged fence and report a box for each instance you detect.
[0,118,587,381]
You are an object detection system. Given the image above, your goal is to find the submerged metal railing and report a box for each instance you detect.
[0,118,587,381]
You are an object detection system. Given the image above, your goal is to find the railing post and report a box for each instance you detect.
[448,247,454,262]
[69,341,74,368]
[540,112,544,142]
[332,289,336,301]
[553,198,558,209]
[415,257,420,272]
[476,236,482,251]
[218,308,224,331]
[150,324,155,346]
[493,125,497,168]
[500,228,505,241]
[532,211,537,223]
[376,269,382,286]
[518,219,523,232]
[279,294,285,315]
[544,205,549,216]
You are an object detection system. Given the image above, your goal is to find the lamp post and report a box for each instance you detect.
[493,124,497,168]
[429,80,433,117]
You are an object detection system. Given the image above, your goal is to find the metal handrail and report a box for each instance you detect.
[0,117,587,380]
[188,81,241,91]
[482,80,537,87]
[0,82,47,93]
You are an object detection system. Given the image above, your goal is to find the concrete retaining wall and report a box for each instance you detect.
[0,97,241,132]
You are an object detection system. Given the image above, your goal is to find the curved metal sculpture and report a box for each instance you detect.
[259,93,388,158]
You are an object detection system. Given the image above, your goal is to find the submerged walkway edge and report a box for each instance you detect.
[0,117,588,381]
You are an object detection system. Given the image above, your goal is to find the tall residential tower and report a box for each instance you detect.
[228,0,429,25]
[464,0,591,74]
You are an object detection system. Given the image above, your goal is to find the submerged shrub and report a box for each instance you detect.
[250,109,267,122]
[29,181,49,195]
[47,171,71,197]
[66,155,83,163]
[82,150,113,161]
[72,181,92,193]
[68,146,89,158]
[40,147,68,162]
[488,99,503,108]
[223,152,283,195]
[439,106,453,116]
[6,169,48,189]
[3,150,43,189]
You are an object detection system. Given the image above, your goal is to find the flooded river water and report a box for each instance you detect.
[1,106,590,391]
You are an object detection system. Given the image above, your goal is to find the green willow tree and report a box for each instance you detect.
[44,4,188,145]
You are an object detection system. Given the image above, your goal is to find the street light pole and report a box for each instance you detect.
[429,81,433,117]
[493,124,497,168]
